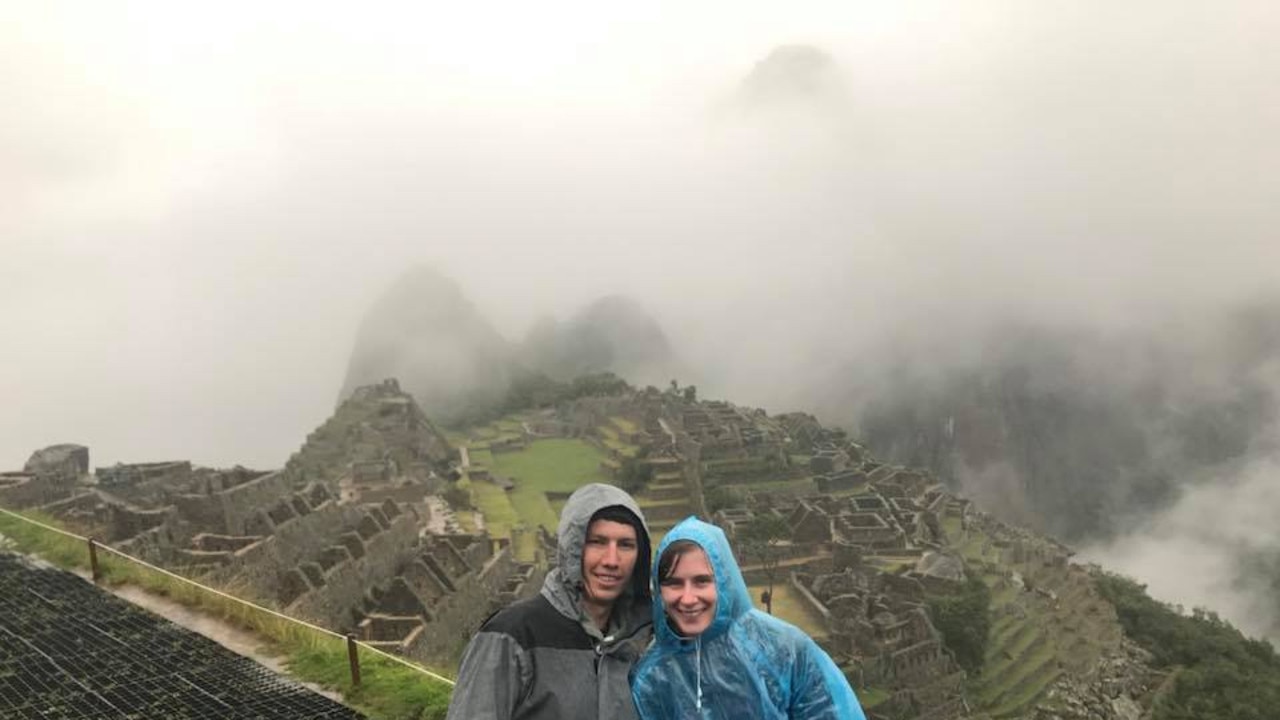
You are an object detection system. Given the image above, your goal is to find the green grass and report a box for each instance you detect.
[857,686,891,708]
[730,477,819,494]
[495,417,525,433]
[0,508,454,719]
[989,670,1063,719]
[289,641,453,719]
[991,584,1019,607]
[979,640,1058,713]
[602,438,639,457]
[0,509,92,569]
[941,515,963,542]
[959,533,989,561]
[636,497,688,508]
[459,412,530,446]
[467,448,494,467]
[748,583,828,638]
[490,439,609,538]
[950,522,1125,719]
[511,529,540,563]
[454,510,477,533]
[609,417,638,435]
[469,481,517,538]
[988,616,1023,650]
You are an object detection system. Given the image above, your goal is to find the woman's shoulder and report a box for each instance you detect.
[729,610,829,671]
[735,609,812,645]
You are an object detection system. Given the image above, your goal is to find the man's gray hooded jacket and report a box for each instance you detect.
[445,483,652,720]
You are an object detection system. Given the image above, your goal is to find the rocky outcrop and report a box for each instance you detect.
[1032,640,1162,720]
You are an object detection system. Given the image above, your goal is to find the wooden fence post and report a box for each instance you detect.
[88,537,101,584]
[347,633,361,688]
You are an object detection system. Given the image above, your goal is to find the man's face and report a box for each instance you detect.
[581,519,639,607]
[659,547,717,637]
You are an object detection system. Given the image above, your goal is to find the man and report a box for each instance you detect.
[446,483,652,719]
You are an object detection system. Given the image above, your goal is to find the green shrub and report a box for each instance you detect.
[1094,571,1280,720]
[926,573,992,674]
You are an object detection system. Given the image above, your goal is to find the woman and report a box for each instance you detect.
[631,516,867,719]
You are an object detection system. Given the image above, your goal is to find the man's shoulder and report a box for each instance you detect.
[480,593,592,651]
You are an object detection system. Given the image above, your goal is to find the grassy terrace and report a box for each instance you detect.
[469,481,517,538]
[609,416,638,434]
[857,686,891,709]
[466,448,494,468]
[602,438,639,457]
[597,422,640,458]
[719,477,820,495]
[941,508,1116,719]
[455,414,527,445]
[461,435,610,561]
[828,482,871,497]
[747,583,828,639]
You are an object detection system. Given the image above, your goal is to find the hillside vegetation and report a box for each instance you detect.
[1095,572,1280,720]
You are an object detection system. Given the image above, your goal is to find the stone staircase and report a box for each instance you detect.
[638,471,695,536]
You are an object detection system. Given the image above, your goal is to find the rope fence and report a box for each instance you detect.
[0,505,456,691]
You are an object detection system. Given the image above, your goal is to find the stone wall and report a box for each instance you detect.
[109,505,174,543]
[285,511,421,630]
[357,481,434,505]
[740,558,833,585]
[0,473,48,509]
[404,542,521,664]
[38,491,102,518]
[24,444,89,479]
[202,497,356,598]
[562,396,633,435]
[114,522,178,564]
[223,470,292,535]
[280,379,455,494]
[789,571,832,627]
[96,461,192,488]
[0,461,80,509]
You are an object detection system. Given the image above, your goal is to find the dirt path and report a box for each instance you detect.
[103,579,348,704]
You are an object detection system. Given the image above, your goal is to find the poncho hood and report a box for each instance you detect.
[541,482,652,625]
[651,516,753,647]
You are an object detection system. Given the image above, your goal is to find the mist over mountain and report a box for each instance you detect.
[341,272,685,423]
[731,44,849,113]
[798,297,1280,640]
[521,295,679,386]
[835,298,1280,538]
[338,267,518,425]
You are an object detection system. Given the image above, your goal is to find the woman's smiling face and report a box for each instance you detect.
[659,546,717,636]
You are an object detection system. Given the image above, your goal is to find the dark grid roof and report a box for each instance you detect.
[0,552,364,719]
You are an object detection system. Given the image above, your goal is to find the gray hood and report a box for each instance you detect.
[540,483,652,627]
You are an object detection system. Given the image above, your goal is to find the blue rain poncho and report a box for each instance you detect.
[631,517,866,720]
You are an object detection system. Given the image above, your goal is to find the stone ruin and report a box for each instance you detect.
[0,380,543,667]
[792,563,967,720]
[0,444,89,510]
[3,378,1155,716]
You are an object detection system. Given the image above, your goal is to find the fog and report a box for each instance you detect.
[1082,449,1280,641]
[4,0,1280,634]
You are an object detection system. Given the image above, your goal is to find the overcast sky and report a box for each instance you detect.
[4,0,1279,473]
